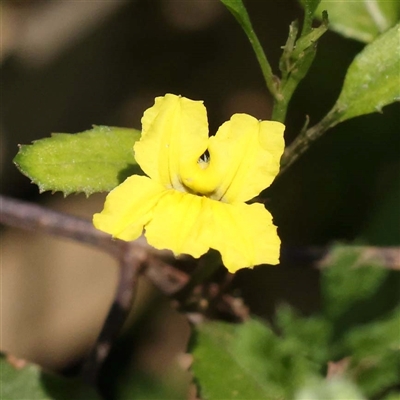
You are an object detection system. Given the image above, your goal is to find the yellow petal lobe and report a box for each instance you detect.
[205,114,285,203]
[145,191,211,258]
[182,114,285,203]
[143,192,280,272]
[134,94,209,192]
[93,175,166,241]
[208,201,280,272]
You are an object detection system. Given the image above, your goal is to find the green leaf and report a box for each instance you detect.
[314,0,400,42]
[344,307,400,397]
[322,247,389,319]
[320,244,400,358]
[0,353,100,400]
[275,306,331,366]
[295,378,366,400]
[383,393,400,400]
[191,321,265,400]
[117,371,188,400]
[191,317,328,400]
[333,23,400,123]
[14,126,142,196]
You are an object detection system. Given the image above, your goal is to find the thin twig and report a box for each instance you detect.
[1,195,399,272]
[80,243,146,385]
[279,107,341,175]
[0,194,189,294]
[0,194,122,256]
[0,194,189,384]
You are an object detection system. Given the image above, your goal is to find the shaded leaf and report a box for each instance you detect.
[191,247,399,399]
[117,371,188,400]
[383,393,400,400]
[295,378,366,400]
[333,23,400,122]
[321,246,390,321]
[191,316,328,400]
[275,306,331,366]
[191,321,266,400]
[314,0,400,42]
[14,126,142,196]
[320,245,400,346]
[0,354,100,400]
[344,307,400,397]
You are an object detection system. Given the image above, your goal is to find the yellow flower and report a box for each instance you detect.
[93,94,285,273]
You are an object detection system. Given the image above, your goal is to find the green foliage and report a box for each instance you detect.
[116,371,188,400]
[219,0,328,122]
[0,354,100,400]
[295,378,366,400]
[219,0,329,123]
[333,23,400,122]
[344,308,400,397]
[321,246,389,321]
[277,11,328,121]
[384,393,400,400]
[14,126,142,196]
[279,21,400,173]
[191,321,266,399]
[191,246,400,399]
[313,0,400,42]
[191,314,330,399]
[275,306,331,367]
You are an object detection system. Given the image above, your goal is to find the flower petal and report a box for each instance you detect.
[205,114,285,203]
[134,94,209,191]
[208,201,281,272]
[144,191,280,273]
[93,175,166,241]
[145,191,211,258]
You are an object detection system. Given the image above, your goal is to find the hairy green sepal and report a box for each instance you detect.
[14,126,142,196]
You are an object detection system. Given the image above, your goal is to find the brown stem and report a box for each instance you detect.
[0,194,189,294]
[81,244,146,385]
[279,107,341,175]
[0,194,122,256]
[0,194,188,384]
[1,195,399,274]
